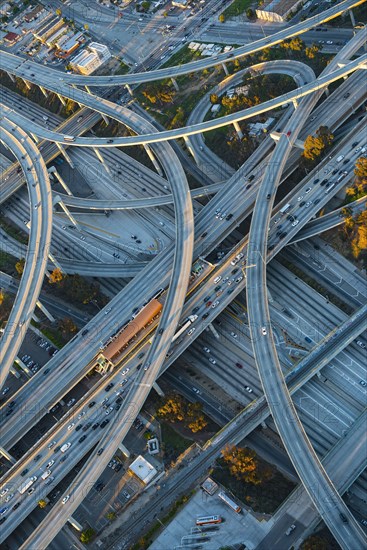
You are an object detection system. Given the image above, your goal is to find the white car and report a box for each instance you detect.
[209,357,216,364]
[4,493,14,502]
[230,332,238,338]
[48,441,56,449]
[297,196,304,202]
[67,423,75,431]
[292,220,299,227]
[305,201,312,208]
[203,347,210,353]
[211,300,220,308]
[236,276,243,283]
[104,308,111,315]
[305,187,311,194]
[78,411,86,419]
[261,326,267,336]
[0,488,9,497]
[46,460,55,469]
[62,495,70,504]
[122,368,130,375]
[192,387,200,394]
[244,386,253,393]
[187,327,196,336]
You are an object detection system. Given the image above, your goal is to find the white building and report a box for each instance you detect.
[129,455,157,484]
[70,42,111,75]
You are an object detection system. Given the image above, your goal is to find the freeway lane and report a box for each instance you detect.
[245,45,366,550]
[0,120,52,387]
[1,0,364,86]
[2,52,367,146]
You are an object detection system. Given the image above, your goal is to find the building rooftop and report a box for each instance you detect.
[129,455,157,484]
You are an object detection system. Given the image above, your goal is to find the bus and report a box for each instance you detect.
[196,515,222,526]
[218,491,242,514]
[63,135,75,142]
[18,476,37,495]
[279,203,291,215]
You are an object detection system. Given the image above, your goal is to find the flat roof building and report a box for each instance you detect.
[55,31,84,57]
[256,0,302,22]
[33,16,64,42]
[129,455,157,484]
[70,42,111,74]
[24,5,45,23]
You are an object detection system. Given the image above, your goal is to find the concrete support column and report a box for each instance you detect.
[39,85,48,98]
[208,323,220,339]
[30,133,39,143]
[153,381,165,396]
[0,447,16,464]
[183,135,199,164]
[93,147,111,176]
[292,98,298,109]
[233,121,243,139]
[54,169,74,196]
[349,9,356,27]
[125,83,134,97]
[54,194,80,229]
[15,359,32,377]
[10,365,21,379]
[68,517,83,532]
[22,79,31,90]
[101,113,109,125]
[171,77,179,91]
[118,443,130,457]
[32,312,41,323]
[36,300,56,323]
[222,62,229,76]
[47,252,64,274]
[7,71,15,83]
[144,144,164,176]
[84,85,92,94]
[56,93,66,106]
[56,142,74,168]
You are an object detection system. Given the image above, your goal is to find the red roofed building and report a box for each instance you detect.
[4,32,19,44]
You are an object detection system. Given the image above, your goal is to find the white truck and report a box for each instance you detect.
[41,470,52,480]
[60,442,71,453]
[18,476,37,495]
[336,155,345,162]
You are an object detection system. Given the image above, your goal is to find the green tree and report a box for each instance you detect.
[80,528,95,544]
[106,511,116,520]
[58,317,78,336]
[246,8,255,19]
[157,394,186,422]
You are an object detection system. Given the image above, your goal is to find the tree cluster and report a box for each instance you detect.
[303,126,334,162]
[341,209,367,259]
[157,393,208,433]
[47,273,107,307]
[222,445,272,485]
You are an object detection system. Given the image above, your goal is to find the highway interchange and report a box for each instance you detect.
[0,0,366,548]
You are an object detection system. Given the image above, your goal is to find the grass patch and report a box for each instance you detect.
[115,61,129,75]
[160,45,200,69]
[0,250,18,275]
[223,0,252,18]
[0,216,28,245]
[31,321,65,349]
[161,422,193,462]
[212,456,296,514]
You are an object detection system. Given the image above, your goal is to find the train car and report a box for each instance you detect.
[218,491,242,513]
[103,299,162,362]
[196,515,222,526]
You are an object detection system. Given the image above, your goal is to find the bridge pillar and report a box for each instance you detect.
[30,133,39,143]
[10,365,21,379]
[0,447,16,464]
[101,113,109,125]
[47,252,65,273]
[84,85,92,95]
[39,85,48,98]
[183,135,200,164]
[15,358,32,377]
[54,195,81,229]
[292,98,298,109]
[22,79,31,90]
[348,9,356,27]
[93,147,111,176]
[221,62,229,76]
[233,121,243,139]
[208,323,220,339]
[68,516,83,532]
[171,77,179,91]
[7,71,15,83]
[153,381,165,396]
[125,83,134,97]
[53,169,73,196]
[36,300,56,323]
[56,142,74,168]
[118,443,130,457]
[56,93,66,106]
[144,144,164,176]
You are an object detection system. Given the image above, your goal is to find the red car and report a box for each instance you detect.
[286,131,292,137]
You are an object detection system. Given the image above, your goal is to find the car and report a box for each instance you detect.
[202,312,209,320]
[320,179,327,186]
[88,401,96,408]
[46,460,54,469]
[356,340,366,349]
[360,519,367,526]
[60,455,68,463]
[340,513,348,523]
[0,488,9,497]
[20,469,29,477]
[67,423,75,431]
[122,368,129,375]
[2,387,9,395]
[34,454,42,462]
[187,328,196,336]
[297,196,304,202]
[100,419,110,428]
[235,362,243,369]
[305,187,311,194]
[286,131,291,137]
[105,382,115,391]
[79,435,87,443]
[43,368,50,375]
[67,398,76,407]
[12,502,21,510]
[226,213,233,220]
[122,491,131,499]
[313,179,320,184]
[0,507,8,515]
[292,220,299,227]
[314,198,321,205]
[82,422,91,432]
[27,487,35,495]
[359,380,366,387]
[244,386,253,393]
[62,495,70,505]
[203,347,210,353]
[213,276,222,283]
[201,232,208,238]
[104,308,111,315]
[78,411,86,419]
[231,268,239,275]
[305,201,312,208]
[279,232,287,239]
[211,301,220,308]
[266,193,271,200]
[248,174,255,182]
[230,332,238,339]
[192,387,200,394]
[261,326,267,336]
[76,425,83,432]
[209,357,216,364]
[192,306,200,314]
